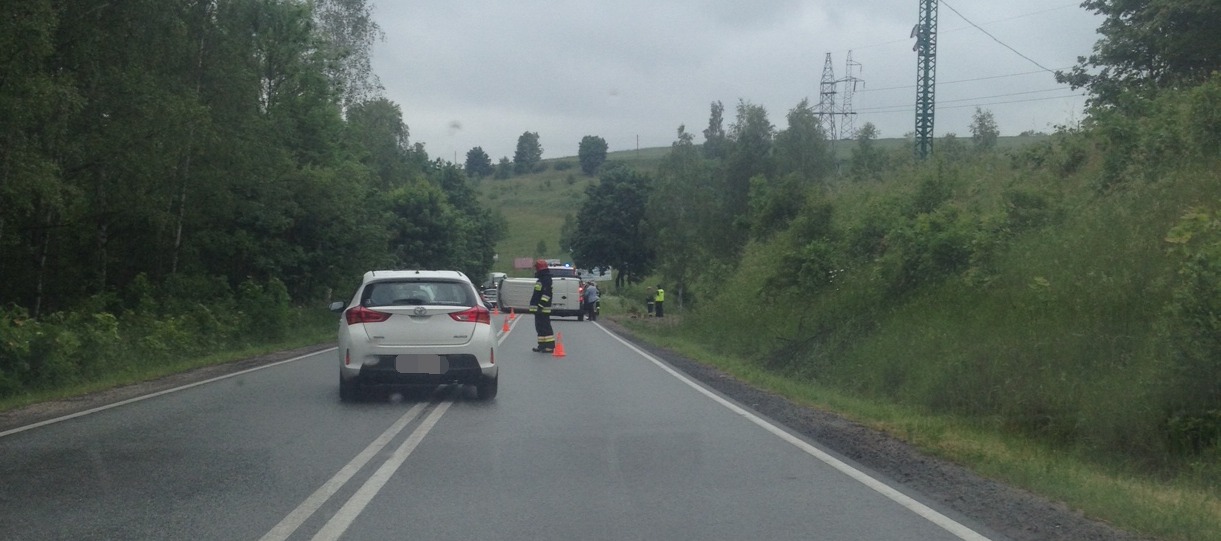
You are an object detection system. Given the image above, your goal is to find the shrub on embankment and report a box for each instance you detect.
[0,275,331,400]
[685,78,1221,479]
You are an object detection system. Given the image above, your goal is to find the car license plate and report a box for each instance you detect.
[395,354,443,374]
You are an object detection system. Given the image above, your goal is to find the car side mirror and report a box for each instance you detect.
[328,301,346,313]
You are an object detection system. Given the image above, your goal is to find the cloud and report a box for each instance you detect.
[371,0,1101,160]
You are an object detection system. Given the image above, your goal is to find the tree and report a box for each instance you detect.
[570,166,655,288]
[721,100,774,253]
[702,100,728,160]
[850,122,886,180]
[513,131,542,174]
[346,99,412,189]
[495,156,513,179]
[969,108,999,152]
[1056,0,1221,106]
[649,125,713,297]
[773,98,832,184]
[312,0,384,111]
[577,135,608,175]
[464,146,493,178]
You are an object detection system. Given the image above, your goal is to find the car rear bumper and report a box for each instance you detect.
[343,353,496,386]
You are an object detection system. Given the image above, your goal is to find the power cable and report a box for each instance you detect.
[856,92,1085,115]
[940,0,1056,72]
[859,69,1070,93]
[831,2,1080,54]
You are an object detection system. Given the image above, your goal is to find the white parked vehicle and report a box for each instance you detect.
[329,270,498,401]
[497,266,585,319]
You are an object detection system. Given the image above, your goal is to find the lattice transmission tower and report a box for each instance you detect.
[838,51,863,140]
[818,53,838,142]
[913,0,938,159]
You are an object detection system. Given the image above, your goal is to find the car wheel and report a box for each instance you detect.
[476,374,498,400]
[577,312,585,321]
[339,373,360,402]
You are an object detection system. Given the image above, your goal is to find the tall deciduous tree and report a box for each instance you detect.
[970,108,999,152]
[1056,0,1221,106]
[577,135,608,175]
[312,0,384,110]
[347,98,413,189]
[649,125,714,298]
[719,100,774,256]
[850,122,886,181]
[773,98,832,184]
[571,166,655,288]
[702,100,728,160]
[513,131,542,174]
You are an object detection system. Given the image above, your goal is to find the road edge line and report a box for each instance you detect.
[599,327,991,541]
[0,348,336,439]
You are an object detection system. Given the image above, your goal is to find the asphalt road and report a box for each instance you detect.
[0,314,1007,541]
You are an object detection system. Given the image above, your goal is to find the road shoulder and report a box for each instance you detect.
[596,317,1148,541]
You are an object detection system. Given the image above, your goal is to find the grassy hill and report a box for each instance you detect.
[475,146,669,277]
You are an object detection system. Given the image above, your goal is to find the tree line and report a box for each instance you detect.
[0,0,504,319]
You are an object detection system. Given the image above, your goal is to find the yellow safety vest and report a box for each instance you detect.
[655,288,665,302]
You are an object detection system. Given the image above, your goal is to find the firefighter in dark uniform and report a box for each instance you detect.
[529,259,555,352]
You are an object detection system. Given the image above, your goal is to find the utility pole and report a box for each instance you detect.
[913,0,938,160]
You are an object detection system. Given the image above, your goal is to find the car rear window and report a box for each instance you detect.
[362,280,475,307]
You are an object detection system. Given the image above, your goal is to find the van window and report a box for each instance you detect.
[549,267,578,278]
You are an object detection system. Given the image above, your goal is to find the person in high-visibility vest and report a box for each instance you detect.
[529,259,555,352]
[654,285,665,318]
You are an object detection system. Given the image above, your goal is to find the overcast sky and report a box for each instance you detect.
[369,1,1103,161]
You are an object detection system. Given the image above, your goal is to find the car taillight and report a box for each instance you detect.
[450,305,491,325]
[345,306,391,325]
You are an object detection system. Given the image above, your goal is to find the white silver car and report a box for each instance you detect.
[329,270,498,401]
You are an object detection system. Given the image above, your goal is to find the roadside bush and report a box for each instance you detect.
[1160,204,1221,455]
[237,277,292,342]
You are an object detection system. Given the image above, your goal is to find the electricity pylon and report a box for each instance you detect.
[913,0,938,159]
[839,51,863,141]
[818,53,838,142]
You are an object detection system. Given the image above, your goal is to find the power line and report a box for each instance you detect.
[859,68,1069,93]
[832,2,1080,54]
[857,92,1085,115]
[940,0,1056,73]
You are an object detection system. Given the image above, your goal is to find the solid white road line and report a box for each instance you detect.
[310,400,454,541]
[259,402,429,541]
[0,348,336,439]
[599,326,993,541]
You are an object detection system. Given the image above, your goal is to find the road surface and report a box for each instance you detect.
[0,314,1003,540]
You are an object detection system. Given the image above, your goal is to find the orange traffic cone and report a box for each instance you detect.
[493,304,500,316]
[501,317,510,333]
[508,308,516,321]
[552,332,566,357]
